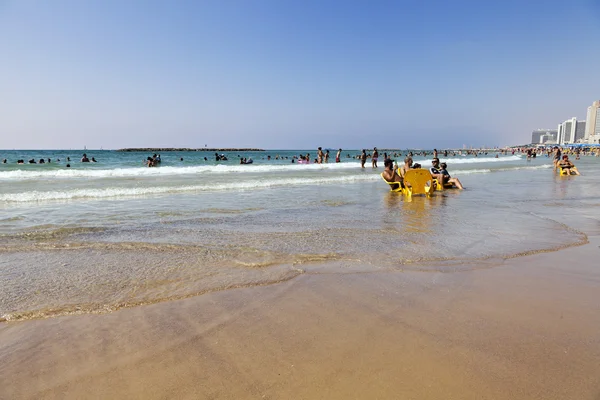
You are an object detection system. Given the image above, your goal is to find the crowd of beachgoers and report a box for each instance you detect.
[1,146,598,169]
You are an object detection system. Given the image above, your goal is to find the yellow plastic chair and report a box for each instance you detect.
[380,173,405,193]
[434,179,457,191]
[403,169,435,197]
[558,166,579,176]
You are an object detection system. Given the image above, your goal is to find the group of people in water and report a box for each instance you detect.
[2,147,594,178]
[1,154,96,167]
[381,154,464,190]
[145,154,162,167]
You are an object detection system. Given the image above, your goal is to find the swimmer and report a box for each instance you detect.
[336,148,342,163]
[372,147,379,168]
[360,149,367,168]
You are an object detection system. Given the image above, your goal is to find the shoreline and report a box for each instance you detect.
[2,236,599,399]
[0,221,588,323]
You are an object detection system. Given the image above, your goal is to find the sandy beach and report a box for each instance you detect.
[2,235,599,400]
[3,0,600,397]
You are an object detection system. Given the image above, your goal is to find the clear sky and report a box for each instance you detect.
[1,0,599,149]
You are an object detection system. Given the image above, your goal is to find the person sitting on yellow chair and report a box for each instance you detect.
[399,157,413,178]
[430,158,464,189]
[557,154,580,175]
[382,159,404,190]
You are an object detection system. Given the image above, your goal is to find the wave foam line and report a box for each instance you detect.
[0,174,381,203]
[437,155,522,164]
[0,163,363,181]
[0,164,553,203]
[454,164,553,174]
[0,156,524,181]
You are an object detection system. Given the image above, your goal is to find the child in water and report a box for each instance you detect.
[439,162,449,175]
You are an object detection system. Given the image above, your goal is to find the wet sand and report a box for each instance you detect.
[1,239,600,399]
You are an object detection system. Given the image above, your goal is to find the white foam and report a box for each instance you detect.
[435,155,523,164]
[0,174,381,203]
[454,164,552,175]
[0,162,366,181]
[0,156,526,181]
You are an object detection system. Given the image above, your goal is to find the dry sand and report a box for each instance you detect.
[1,239,600,399]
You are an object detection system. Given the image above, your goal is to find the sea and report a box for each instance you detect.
[1,149,599,322]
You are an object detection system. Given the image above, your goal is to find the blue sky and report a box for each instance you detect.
[1,0,599,149]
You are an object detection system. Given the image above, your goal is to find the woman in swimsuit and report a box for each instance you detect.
[372,147,379,168]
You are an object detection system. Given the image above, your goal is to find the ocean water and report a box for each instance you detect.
[1,149,599,321]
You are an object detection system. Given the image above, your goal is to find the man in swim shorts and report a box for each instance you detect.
[400,157,413,178]
[382,158,403,189]
[336,149,342,163]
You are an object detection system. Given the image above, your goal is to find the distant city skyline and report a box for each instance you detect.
[1,0,600,149]
[531,100,600,145]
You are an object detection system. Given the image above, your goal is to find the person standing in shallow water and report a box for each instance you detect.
[324,150,330,163]
[372,147,379,168]
[317,147,324,164]
[360,149,367,168]
[336,149,342,163]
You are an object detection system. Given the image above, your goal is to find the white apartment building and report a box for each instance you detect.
[557,117,578,144]
[585,100,600,143]
[531,129,557,144]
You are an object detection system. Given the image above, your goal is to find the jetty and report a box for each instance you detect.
[116,148,264,152]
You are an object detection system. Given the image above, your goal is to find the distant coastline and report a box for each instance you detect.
[116,148,265,152]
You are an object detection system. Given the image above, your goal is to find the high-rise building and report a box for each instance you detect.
[585,100,600,143]
[574,121,586,143]
[540,134,556,144]
[557,117,578,144]
[531,129,557,144]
